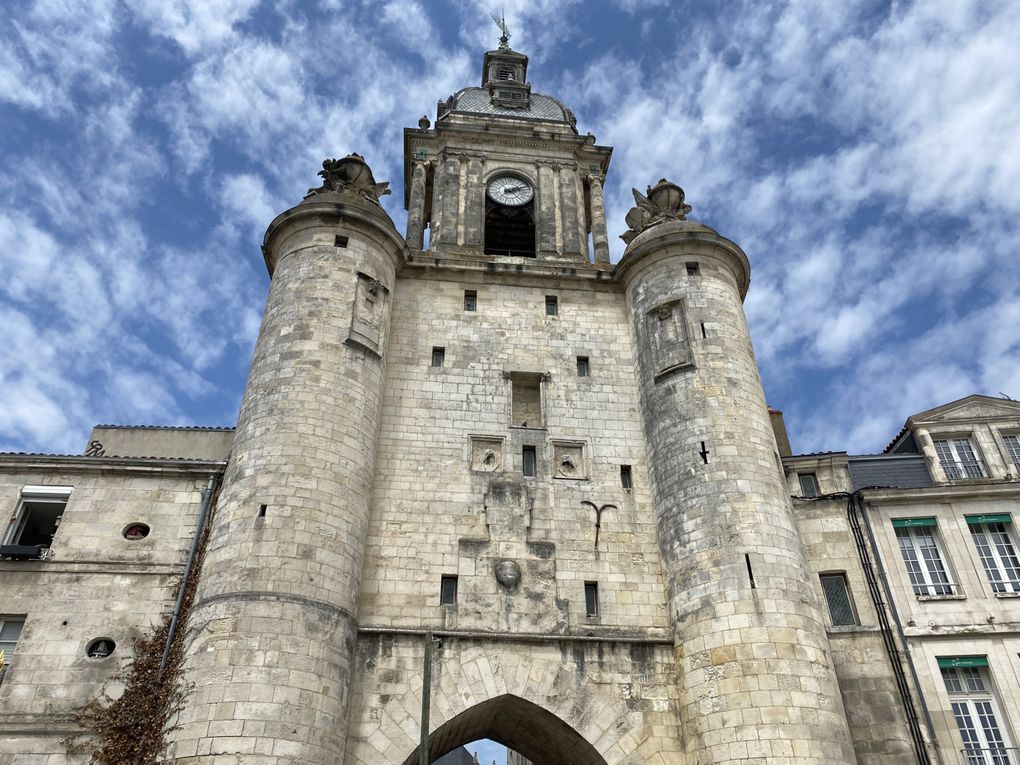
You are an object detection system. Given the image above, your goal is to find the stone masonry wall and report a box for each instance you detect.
[620,224,858,764]
[0,463,212,762]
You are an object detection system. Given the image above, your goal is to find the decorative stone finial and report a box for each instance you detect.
[620,178,693,244]
[418,114,431,129]
[305,153,391,205]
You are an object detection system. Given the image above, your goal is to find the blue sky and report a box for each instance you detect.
[2,0,1019,459]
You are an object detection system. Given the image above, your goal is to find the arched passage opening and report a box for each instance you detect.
[401,694,609,765]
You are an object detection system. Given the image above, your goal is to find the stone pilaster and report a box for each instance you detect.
[538,164,557,256]
[559,166,583,258]
[437,156,461,247]
[464,157,485,247]
[588,174,611,264]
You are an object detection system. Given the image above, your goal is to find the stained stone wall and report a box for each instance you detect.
[0,459,220,761]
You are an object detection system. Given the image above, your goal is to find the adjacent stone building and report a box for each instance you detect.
[1,35,1018,765]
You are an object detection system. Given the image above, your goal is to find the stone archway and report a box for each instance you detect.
[401,694,610,765]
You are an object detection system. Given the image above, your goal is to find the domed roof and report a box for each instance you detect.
[440,87,577,129]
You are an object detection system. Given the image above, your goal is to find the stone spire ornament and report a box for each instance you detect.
[620,178,694,244]
[305,153,391,205]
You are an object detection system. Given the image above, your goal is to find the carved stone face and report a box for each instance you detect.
[494,559,522,591]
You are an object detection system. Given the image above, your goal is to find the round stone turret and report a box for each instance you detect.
[169,156,405,763]
[617,208,858,764]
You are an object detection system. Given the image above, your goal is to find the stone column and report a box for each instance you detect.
[559,166,583,258]
[618,220,857,765]
[588,174,611,264]
[538,164,557,256]
[405,160,427,250]
[168,182,405,764]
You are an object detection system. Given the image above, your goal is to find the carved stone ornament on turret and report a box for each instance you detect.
[619,178,694,244]
[305,153,391,205]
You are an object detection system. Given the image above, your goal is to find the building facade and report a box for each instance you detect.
[1,38,1019,765]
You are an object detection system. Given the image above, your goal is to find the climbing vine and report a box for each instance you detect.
[64,493,215,764]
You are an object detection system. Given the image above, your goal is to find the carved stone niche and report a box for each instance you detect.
[647,298,694,380]
[552,441,586,480]
[346,271,390,357]
[470,436,504,473]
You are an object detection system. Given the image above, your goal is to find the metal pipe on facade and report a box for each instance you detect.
[856,491,943,764]
[159,473,219,680]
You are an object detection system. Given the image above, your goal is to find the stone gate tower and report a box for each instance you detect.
[169,35,859,765]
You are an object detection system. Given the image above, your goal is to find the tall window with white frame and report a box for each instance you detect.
[967,515,1020,595]
[940,659,1016,764]
[893,519,956,596]
[934,437,986,479]
[1002,434,1020,475]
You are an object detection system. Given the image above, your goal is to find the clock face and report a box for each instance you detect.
[487,175,534,206]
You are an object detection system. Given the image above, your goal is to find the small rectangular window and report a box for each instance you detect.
[431,347,445,367]
[522,446,537,477]
[3,487,70,552]
[545,295,558,316]
[576,356,589,377]
[819,573,858,626]
[464,290,477,312]
[440,575,458,605]
[620,465,633,489]
[334,235,349,248]
[686,262,700,276]
[0,617,25,679]
[799,473,820,497]
[584,582,599,616]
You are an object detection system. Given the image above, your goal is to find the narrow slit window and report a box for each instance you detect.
[799,473,820,498]
[686,262,700,276]
[576,356,589,377]
[257,504,267,518]
[431,347,445,367]
[584,582,599,616]
[440,575,458,605]
[700,322,707,338]
[620,465,633,489]
[522,446,537,477]
[545,295,558,316]
[464,290,477,312]
[820,573,858,626]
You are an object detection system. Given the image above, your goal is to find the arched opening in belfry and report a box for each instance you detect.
[484,201,536,257]
[401,694,608,765]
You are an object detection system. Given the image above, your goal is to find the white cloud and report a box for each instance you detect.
[125,0,263,55]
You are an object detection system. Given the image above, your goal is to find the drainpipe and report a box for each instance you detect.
[854,491,942,764]
[419,631,433,765]
[159,473,219,680]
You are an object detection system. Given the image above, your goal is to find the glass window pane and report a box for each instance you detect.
[820,574,857,626]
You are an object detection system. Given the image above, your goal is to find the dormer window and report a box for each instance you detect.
[933,437,985,480]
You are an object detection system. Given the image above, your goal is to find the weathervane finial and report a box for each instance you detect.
[490,9,510,49]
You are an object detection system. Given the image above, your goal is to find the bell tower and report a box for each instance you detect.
[402,34,613,264]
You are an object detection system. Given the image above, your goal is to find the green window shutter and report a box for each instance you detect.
[965,513,1012,526]
[938,656,989,669]
[892,517,937,529]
